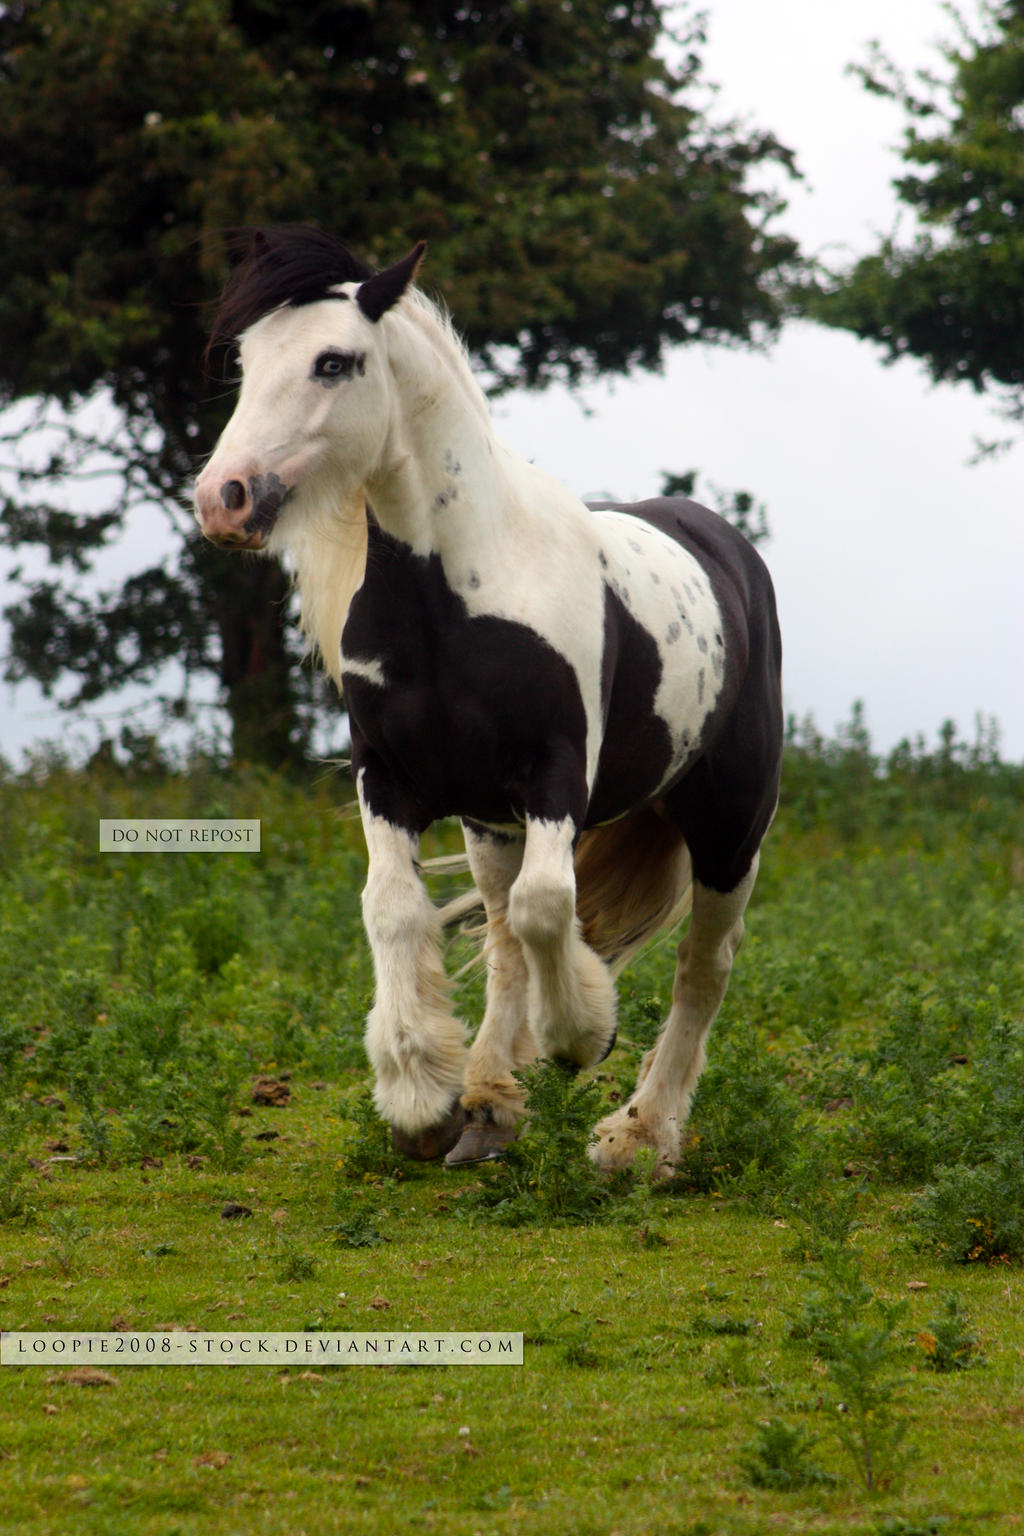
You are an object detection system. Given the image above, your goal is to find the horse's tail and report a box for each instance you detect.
[573,805,692,976]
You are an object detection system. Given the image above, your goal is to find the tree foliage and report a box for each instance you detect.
[808,1,1024,437]
[0,0,800,762]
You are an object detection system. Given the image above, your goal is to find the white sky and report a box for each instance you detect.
[1,0,1021,766]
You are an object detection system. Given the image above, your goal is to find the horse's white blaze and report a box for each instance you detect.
[594,510,727,783]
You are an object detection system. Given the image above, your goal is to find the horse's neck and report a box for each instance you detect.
[365,309,514,561]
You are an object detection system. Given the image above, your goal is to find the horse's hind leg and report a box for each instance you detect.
[445,825,536,1166]
[590,855,759,1176]
[506,816,618,1068]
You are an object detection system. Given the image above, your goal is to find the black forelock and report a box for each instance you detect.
[205,226,375,368]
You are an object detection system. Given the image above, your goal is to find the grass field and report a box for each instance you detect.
[1,720,1023,1535]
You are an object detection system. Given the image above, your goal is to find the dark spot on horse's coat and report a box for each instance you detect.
[598,549,608,569]
[666,621,681,644]
[683,581,696,604]
[650,571,660,584]
[711,650,724,679]
[243,472,291,537]
[443,450,462,476]
[628,538,642,554]
[467,569,481,590]
[698,668,705,705]
[697,634,708,655]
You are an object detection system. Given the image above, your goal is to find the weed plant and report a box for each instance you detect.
[790,1242,913,1495]
[460,1059,615,1225]
[915,1292,982,1372]
[738,1418,835,1491]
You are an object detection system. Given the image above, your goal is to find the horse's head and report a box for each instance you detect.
[194,235,425,550]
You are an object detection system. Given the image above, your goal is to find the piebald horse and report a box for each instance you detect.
[194,228,783,1173]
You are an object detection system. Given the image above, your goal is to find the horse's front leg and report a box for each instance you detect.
[506,816,618,1068]
[445,824,534,1165]
[357,774,467,1159]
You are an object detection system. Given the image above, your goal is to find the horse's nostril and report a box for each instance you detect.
[221,479,247,512]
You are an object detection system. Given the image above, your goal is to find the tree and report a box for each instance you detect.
[807,1,1024,447]
[0,0,800,764]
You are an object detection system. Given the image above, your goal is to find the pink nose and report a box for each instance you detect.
[195,473,293,549]
[195,477,257,546]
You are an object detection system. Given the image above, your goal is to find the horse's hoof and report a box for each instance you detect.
[390,1100,467,1161]
[596,1026,618,1063]
[444,1110,517,1166]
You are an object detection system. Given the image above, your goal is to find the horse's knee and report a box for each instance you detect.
[507,870,575,950]
[362,872,434,948]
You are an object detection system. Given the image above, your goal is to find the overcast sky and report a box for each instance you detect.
[2,0,1020,767]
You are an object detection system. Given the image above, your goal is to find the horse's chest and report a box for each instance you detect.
[341,540,589,822]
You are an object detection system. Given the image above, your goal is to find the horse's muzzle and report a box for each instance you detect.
[195,471,292,549]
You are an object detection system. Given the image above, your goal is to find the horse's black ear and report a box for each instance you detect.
[357,242,427,322]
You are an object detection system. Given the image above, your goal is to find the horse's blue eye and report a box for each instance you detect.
[313,350,366,382]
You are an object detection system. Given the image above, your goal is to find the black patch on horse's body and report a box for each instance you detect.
[345,523,589,832]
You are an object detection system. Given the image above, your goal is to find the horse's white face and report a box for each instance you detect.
[194,291,390,550]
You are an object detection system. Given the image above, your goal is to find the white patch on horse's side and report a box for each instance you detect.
[357,773,467,1133]
[594,510,727,782]
[448,473,609,789]
[340,652,386,689]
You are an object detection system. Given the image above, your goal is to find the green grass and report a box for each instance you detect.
[2,728,1024,1534]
